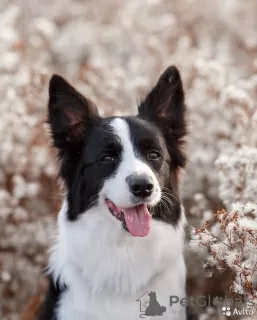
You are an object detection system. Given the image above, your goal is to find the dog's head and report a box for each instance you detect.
[48,66,186,237]
[148,291,157,299]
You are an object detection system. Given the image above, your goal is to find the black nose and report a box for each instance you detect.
[127,175,154,198]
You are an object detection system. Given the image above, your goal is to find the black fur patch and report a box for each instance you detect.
[37,276,63,320]
[138,66,187,170]
[125,116,182,226]
[65,118,123,220]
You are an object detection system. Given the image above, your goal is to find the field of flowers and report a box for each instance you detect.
[0,0,256,319]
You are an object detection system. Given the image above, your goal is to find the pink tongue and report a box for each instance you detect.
[123,204,151,237]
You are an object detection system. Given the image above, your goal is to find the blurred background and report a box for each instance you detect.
[0,0,256,319]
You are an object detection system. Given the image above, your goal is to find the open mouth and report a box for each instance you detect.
[105,199,151,237]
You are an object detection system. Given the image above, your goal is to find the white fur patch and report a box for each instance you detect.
[48,118,187,320]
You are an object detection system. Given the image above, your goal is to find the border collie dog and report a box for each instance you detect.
[38,66,187,320]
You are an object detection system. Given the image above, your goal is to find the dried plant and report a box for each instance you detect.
[191,203,257,303]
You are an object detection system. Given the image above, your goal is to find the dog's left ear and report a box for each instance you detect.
[138,66,186,168]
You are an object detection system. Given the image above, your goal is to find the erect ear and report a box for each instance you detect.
[48,74,99,151]
[138,66,187,168]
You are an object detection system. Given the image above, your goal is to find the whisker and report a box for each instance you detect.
[161,196,175,210]
[86,194,99,207]
[162,187,179,203]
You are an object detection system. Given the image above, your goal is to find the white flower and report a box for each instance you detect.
[232,281,245,295]
[225,250,239,268]
[244,202,257,215]
[239,218,257,230]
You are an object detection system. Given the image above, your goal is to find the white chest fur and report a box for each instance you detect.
[48,201,187,320]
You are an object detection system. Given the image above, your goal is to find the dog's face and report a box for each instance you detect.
[48,66,186,237]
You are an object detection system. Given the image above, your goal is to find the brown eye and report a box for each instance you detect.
[148,151,161,160]
[101,155,115,163]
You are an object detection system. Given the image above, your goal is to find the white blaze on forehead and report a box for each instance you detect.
[110,118,135,162]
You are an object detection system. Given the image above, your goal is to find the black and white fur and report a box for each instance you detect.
[38,66,187,320]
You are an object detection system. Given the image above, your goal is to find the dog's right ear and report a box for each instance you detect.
[48,75,99,151]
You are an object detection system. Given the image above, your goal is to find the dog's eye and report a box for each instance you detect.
[101,155,115,163]
[148,151,161,160]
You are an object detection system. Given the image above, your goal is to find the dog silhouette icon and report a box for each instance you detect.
[144,291,166,316]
